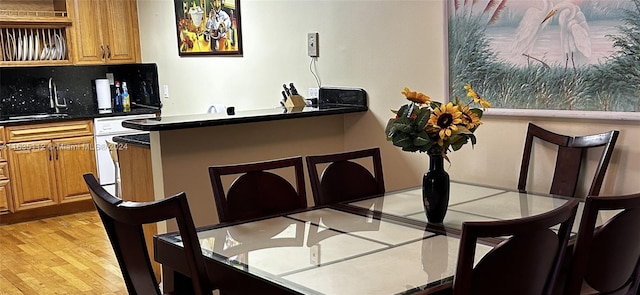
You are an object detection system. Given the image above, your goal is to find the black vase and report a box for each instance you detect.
[422,153,450,224]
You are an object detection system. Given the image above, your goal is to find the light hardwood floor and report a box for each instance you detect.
[0,210,128,294]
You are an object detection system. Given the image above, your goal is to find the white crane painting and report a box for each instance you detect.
[448,0,640,113]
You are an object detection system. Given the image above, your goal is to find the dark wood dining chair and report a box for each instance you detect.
[563,193,640,295]
[83,173,212,295]
[518,123,619,198]
[453,198,579,295]
[306,147,384,206]
[208,156,307,223]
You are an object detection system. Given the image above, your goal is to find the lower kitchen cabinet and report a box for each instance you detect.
[7,140,57,211]
[2,120,96,220]
[54,136,97,203]
[7,137,96,211]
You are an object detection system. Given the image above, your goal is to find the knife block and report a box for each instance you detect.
[285,95,306,109]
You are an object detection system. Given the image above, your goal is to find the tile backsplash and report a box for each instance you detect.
[0,63,161,117]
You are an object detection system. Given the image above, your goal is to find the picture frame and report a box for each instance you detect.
[445,0,640,120]
[173,0,243,56]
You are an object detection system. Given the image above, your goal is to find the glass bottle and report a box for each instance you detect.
[114,81,123,113]
[122,82,131,112]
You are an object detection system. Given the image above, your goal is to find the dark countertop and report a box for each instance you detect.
[122,104,368,132]
[113,133,150,148]
[0,109,158,126]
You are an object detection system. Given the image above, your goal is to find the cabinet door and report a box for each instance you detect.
[0,180,12,214]
[71,0,108,64]
[53,136,97,203]
[70,0,140,64]
[7,141,58,211]
[102,0,140,63]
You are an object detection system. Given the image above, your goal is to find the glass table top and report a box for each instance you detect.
[157,181,622,294]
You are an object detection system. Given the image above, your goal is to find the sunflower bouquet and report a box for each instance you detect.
[385,84,491,160]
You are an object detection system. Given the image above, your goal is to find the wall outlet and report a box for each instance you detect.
[308,87,319,98]
[163,85,170,98]
[106,73,115,85]
[307,32,319,57]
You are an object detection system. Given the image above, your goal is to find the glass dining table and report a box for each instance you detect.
[154,181,611,295]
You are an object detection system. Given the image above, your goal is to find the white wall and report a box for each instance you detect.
[137,0,640,196]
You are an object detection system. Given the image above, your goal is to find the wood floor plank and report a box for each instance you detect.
[0,211,128,294]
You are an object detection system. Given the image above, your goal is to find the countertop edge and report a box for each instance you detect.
[122,105,368,132]
[0,109,159,126]
[113,134,150,148]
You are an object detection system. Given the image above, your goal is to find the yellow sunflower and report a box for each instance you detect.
[428,102,462,144]
[402,87,431,104]
[459,105,482,129]
[464,84,492,110]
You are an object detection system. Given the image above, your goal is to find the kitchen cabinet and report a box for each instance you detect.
[69,0,141,64]
[0,127,12,214]
[0,0,72,66]
[5,120,96,212]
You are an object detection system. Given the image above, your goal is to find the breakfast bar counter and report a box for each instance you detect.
[122,100,368,229]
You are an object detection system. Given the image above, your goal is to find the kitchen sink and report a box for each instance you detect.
[8,113,70,120]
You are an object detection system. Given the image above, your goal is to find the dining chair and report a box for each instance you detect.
[208,156,307,223]
[306,147,384,206]
[452,198,579,295]
[563,193,640,295]
[83,173,212,295]
[518,123,619,198]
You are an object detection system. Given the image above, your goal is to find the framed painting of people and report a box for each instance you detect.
[174,0,243,56]
[446,0,640,120]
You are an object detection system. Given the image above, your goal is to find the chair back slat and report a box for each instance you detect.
[565,193,640,295]
[209,156,307,223]
[550,146,583,197]
[306,147,384,206]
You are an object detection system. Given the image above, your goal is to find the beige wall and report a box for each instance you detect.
[137,0,640,199]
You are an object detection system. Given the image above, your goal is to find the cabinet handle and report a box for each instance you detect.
[54,145,59,161]
[106,45,112,60]
[48,145,53,161]
[100,45,105,60]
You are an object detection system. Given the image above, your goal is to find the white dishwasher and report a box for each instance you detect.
[93,113,156,195]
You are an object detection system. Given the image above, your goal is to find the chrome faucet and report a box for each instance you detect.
[49,77,67,113]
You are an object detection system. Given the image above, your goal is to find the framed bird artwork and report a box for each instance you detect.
[446,0,640,120]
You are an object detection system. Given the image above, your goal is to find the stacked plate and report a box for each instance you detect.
[1,28,66,62]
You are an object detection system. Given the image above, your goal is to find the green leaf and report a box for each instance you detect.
[393,117,414,133]
[385,118,397,137]
[470,108,483,118]
[413,130,433,146]
[414,108,431,130]
[449,135,469,151]
[396,104,411,118]
[392,133,412,148]
[469,134,477,145]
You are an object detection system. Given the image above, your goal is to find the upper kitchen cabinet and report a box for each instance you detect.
[0,0,72,66]
[69,0,141,65]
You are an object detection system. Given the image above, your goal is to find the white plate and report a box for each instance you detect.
[22,35,28,61]
[53,34,60,60]
[60,35,66,60]
[28,32,33,61]
[7,33,15,61]
[55,34,63,60]
[17,36,22,61]
[34,33,39,60]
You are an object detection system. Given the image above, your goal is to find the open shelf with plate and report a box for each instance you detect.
[0,0,72,66]
[1,27,69,65]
